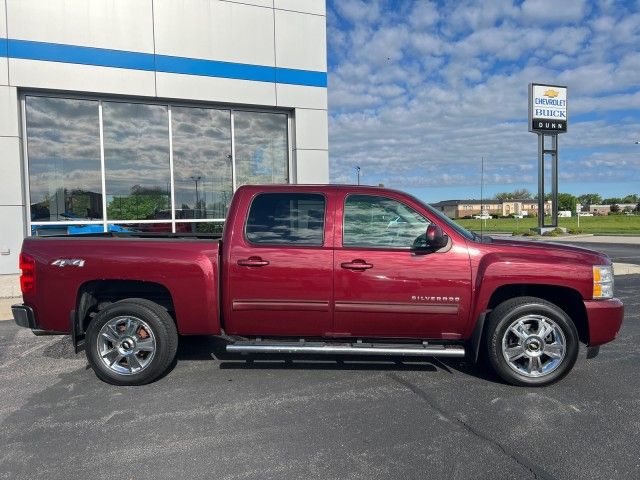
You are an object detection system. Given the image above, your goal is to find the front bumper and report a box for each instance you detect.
[12,304,37,329]
[584,298,624,346]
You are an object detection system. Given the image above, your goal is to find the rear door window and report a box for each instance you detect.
[245,193,326,246]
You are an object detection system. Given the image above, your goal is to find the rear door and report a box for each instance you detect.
[333,192,472,339]
[224,190,335,337]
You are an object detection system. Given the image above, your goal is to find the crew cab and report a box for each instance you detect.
[12,185,624,386]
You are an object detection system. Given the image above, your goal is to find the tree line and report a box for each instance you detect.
[494,189,640,212]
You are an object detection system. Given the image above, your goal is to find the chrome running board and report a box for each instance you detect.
[226,340,465,358]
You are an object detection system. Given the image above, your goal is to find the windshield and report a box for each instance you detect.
[406,194,477,241]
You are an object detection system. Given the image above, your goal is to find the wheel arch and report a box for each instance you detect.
[75,280,177,337]
[486,284,589,344]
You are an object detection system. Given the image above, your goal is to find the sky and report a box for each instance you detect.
[325,0,640,202]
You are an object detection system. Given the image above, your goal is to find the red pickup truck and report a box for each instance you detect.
[12,185,623,387]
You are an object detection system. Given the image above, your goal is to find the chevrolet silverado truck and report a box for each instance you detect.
[12,185,624,386]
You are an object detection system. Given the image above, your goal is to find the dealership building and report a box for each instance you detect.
[0,0,329,283]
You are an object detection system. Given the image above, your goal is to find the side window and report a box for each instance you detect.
[343,195,430,248]
[246,193,325,246]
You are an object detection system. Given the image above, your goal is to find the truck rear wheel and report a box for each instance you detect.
[485,296,579,387]
[85,298,178,385]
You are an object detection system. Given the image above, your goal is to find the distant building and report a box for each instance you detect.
[588,204,637,215]
[431,199,552,218]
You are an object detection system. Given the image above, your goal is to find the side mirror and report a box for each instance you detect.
[425,224,448,249]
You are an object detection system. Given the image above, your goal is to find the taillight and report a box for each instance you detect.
[19,253,36,294]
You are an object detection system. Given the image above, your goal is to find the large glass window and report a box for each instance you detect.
[25,97,102,222]
[343,195,430,249]
[24,95,291,234]
[246,193,325,246]
[235,111,288,186]
[172,107,232,219]
[103,102,171,221]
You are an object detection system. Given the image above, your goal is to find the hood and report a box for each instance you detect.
[485,238,610,265]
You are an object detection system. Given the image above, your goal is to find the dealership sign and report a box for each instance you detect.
[528,83,567,133]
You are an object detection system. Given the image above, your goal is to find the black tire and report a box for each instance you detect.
[485,296,579,387]
[85,298,178,385]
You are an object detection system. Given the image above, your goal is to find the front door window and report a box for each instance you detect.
[343,194,429,249]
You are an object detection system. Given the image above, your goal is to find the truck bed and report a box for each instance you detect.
[21,235,222,336]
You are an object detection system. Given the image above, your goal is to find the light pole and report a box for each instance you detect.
[355,166,361,185]
[191,175,202,216]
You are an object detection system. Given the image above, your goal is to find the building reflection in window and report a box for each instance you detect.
[172,107,232,219]
[25,97,291,234]
[234,111,288,187]
[103,102,171,221]
[25,97,103,222]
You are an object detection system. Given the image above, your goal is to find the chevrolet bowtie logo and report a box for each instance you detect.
[543,89,559,98]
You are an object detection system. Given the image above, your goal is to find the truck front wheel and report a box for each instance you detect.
[485,296,579,387]
[85,299,178,385]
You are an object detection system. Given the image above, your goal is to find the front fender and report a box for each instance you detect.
[465,252,592,337]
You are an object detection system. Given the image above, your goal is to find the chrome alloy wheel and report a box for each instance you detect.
[97,316,156,375]
[501,314,566,378]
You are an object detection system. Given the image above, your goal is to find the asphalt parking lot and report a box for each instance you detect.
[0,243,638,480]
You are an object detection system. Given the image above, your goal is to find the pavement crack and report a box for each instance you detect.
[387,373,558,480]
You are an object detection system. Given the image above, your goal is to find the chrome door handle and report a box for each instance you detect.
[237,256,270,267]
[341,259,373,270]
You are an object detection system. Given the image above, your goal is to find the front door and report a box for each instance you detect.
[225,191,334,337]
[333,193,472,339]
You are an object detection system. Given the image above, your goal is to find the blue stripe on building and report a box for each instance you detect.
[155,54,276,83]
[8,39,156,71]
[3,38,327,88]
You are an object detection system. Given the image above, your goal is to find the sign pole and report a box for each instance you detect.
[551,134,558,227]
[537,134,544,230]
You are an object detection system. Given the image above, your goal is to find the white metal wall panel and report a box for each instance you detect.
[275,0,325,16]
[0,2,7,85]
[274,9,326,71]
[156,72,277,106]
[9,59,157,97]
[0,87,19,138]
[221,0,273,8]
[6,0,155,53]
[0,3,6,38]
[277,83,327,109]
[0,206,24,274]
[295,149,329,184]
[294,108,328,150]
[0,58,7,87]
[0,137,23,206]
[154,0,275,67]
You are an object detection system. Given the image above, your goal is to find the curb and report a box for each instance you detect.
[614,263,640,276]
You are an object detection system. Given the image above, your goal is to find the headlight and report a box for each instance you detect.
[593,265,614,299]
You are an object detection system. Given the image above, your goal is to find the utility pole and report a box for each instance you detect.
[355,166,361,185]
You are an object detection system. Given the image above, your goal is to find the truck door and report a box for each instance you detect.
[224,190,334,337]
[333,193,472,339]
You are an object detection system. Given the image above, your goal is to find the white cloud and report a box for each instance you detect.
[333,0,382,24]
[327,0,640,193]
[409,1,439,28]
[520,0,589,24]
